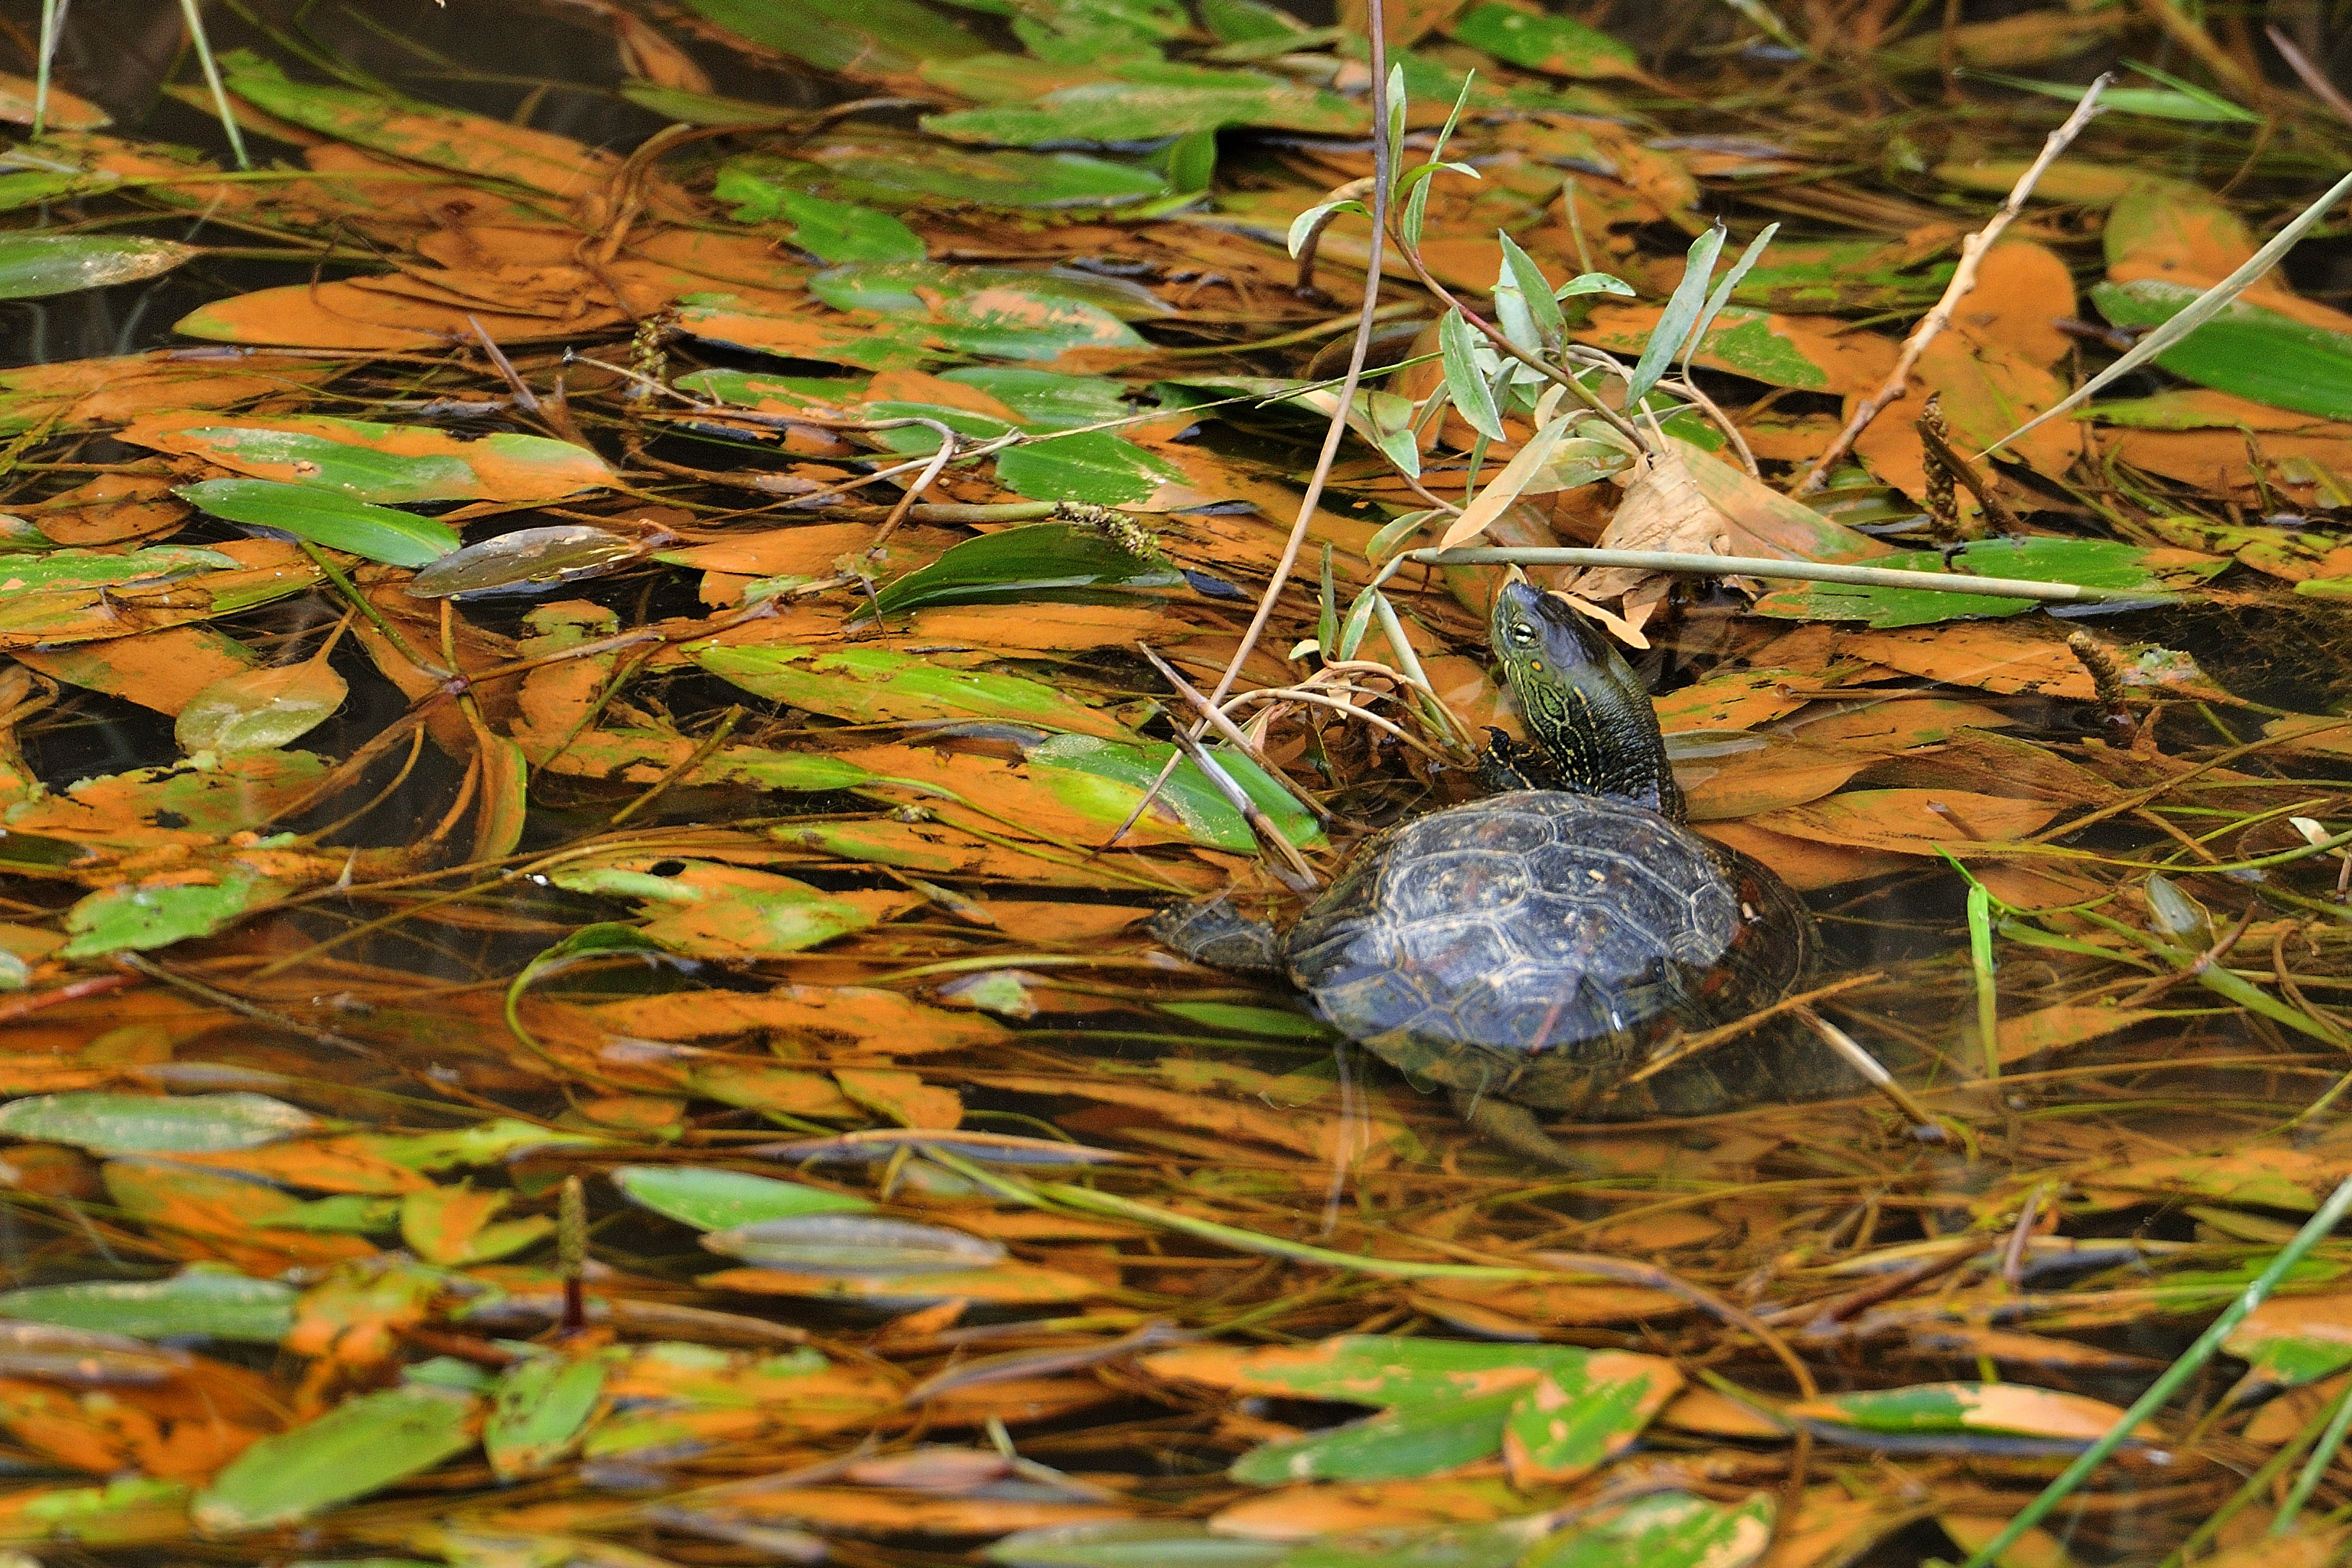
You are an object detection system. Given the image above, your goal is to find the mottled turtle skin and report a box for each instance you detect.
[1158,578,1851,1141]
[1286,789,1821,1118]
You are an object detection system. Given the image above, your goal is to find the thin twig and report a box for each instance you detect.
[1136,643,1329,821]
[2267,25,2352,126]
[1794,74,2112,493]
[1103,23,1396,849]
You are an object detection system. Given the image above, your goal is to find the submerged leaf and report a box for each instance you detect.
[613,1164,875,1229]
[0,1092,320,1154]
[0,235,194,299]
[701,1214,1008,1273]
[406,525,648,598]
[871,520,1182,612]
[174,657,347,753]
[193,1385,478,1531]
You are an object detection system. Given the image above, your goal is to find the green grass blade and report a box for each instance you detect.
[1983,167,2352,455]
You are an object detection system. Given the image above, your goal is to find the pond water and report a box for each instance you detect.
[4,1,2352,1564]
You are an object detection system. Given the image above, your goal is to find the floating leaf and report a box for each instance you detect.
[2091,278,2352,421]
[117,415,613,502]
[613,1164,875,1230]
[173,655,347,753]
[698,643,1135,737]
[996,432,1194,507]
[58,872,289,959]
[720,145,1168,210]
[1522,1493,1775,1568]
[871,520,1182,613]
[714,170,927,263]
[176,479,458,568]
[701,1214,1009,1274]
[406,525,647,598]
[923,72,1360,144]
[0,235,194,299]
[486,1355,606,1479]
[673,0,987,76]
[1446,2,1644,80]
[990,1523,1291,1568]
[192,1385,478,1532]
[2222,1293,2352,1395]
[1785,1381,2143,1442]
[1027,734,1325,851]
[0,1092,320,1154]
[942,367,1137,428]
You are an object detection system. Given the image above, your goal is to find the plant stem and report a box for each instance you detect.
[1406,546,2172,605]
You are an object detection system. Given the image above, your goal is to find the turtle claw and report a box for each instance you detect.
[1448,1091,1592,1172]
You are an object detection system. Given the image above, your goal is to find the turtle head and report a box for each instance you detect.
[1490,577,1684,822]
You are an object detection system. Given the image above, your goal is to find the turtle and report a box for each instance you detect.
[1152,577,1855,1165]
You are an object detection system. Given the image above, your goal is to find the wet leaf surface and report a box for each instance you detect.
[4,1,2352,1563]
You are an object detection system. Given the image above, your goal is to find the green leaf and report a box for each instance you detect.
[1750,535,2220,627]
[0,235,195,299]
[2223,1302,2352,1393]
[720,145,1168,210]
[701,1214,1007,1271]
[940,367,1136,429]
[1502,1354,1683,1481]
[616,82,795,124]
[1446,2,1643,79]
[365,1118,608,1173]
[1522,1493,1775,1568]
[671,0,987,74]
[1439,308,1507,442]
[119,416,613,503]
[813,260,1168,321]
[486,1356,606,1480]
[2091,278,2352,421]
[0,1091,320,1154]
[871,520,1182,613]
[613,1164,875,1230]
[406,525,647,599]
[996,432,1191,505]
[1288,198,1371,258]
[58,872,289,959]
[0,545,238,592]
[1234,1385,1525,1482]
[1155,1001,1334,1038]
[1687,224,1778,369]
[174,659,346,753]
[1027,735,1325,851]
[1198,0,1309,43]
[924,72,1360,145]
[1163,128,1219,193]
[0,1266,295,1343]
[714,170,927,263]
[176,479,459,567]
[1962,64,2257,122]
[673,294,939,371]
[1498,232,1565,350]
[1630,224,1726,405]
[193,1386,478,1531]
[697,643,1134,737]
[991,1523,1290,1568]
[1786,1381,2135,1443]
[1285,1519,1559,1568]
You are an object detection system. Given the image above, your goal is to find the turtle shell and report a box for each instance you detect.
[1284,790,1819,1117]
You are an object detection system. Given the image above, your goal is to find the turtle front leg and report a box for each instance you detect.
[1478,728,1565,794]
[1449,1090,1592,1171]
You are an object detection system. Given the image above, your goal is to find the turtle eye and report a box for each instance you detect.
[1509,621,1536,645]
